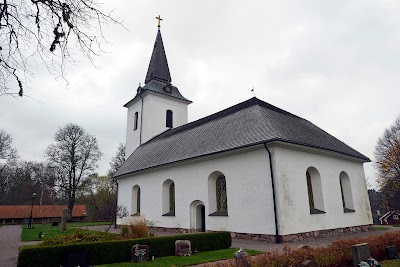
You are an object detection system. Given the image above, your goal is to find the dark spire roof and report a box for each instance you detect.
[124,28,191,107]
[145,29,171,84]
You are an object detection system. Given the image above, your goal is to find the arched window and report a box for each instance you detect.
[208,171,228,216]
[339,172,355,212]
[216,175,227,212]
[166,110,173,128]
[169,183,175,213]
[162,179,175,216]
[132,185,140,215]
[306,171,314,209]
[134,112,139,130]
[306,167,325,214]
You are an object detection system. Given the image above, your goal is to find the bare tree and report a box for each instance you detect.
[0,129,18,189]
[0,0,121,97]
[108,142,125,177]
[45,123,102,220]
[374,115,400,210]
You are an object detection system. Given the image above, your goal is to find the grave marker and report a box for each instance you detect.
[175,240,192,256]
[131,244,149,262]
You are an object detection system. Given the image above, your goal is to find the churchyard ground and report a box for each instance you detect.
[21,221,112,241]
[93,248,262,267]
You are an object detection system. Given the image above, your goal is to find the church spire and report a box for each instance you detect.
[145,22,171,84]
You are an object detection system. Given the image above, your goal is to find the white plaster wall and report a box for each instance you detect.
[125,100,142,158]
[270,144,372,236]
[141,93,188,144]
[125,92,188,158]
[117,146,276,235]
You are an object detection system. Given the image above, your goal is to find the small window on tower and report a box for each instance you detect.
[134,112,138,130]
[166,110,173,128]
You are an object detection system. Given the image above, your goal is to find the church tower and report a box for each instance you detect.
[124,21,192,158]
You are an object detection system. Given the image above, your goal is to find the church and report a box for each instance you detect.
[114,23,373,242]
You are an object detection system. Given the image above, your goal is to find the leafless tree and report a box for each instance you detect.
[0,129,18,189]
[0,0,121,97]
[374,115,400,209]
[45,123,102,220]
[108,142,125,177]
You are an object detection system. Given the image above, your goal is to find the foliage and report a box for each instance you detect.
[18,231,231,267]
[372,226,389,231]
[381,259,400,267]
[108,143,125,177]
[0,0,121,97]
[40,229,116,246]
[120,216,149,238]
[374,115,400,210]
[0,129,18,200]
[94,248,262,267]
[80,174,116,221]
[45,123,102,220]
[21,221,112,241]
[205,231,400,267]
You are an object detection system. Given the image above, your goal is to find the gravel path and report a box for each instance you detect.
[0,225,22,267]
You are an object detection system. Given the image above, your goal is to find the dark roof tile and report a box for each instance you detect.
[115,97,369,177]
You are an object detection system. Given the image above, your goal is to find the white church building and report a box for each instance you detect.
[114,26,373,242]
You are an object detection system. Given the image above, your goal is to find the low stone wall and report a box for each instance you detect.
[152,224,372,243]
[277,224,372,243]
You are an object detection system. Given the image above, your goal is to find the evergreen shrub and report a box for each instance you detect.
[18,231,231,267]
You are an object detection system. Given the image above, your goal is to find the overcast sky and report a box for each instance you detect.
[1,1,399,189]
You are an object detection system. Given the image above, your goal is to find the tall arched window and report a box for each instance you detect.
[134,112,139,130]
[169,183,175,213]
[166,110,173,128]
[208,171,228,216]
[339,171,355,212]
[306,171,314,209]
[216,175,227,212]
[132,185,140,215]
[306,167,325,214]
[162,179,175,216]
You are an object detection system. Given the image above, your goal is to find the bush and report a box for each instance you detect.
[205,231,400,267]
[18,231,231,267]
[40,229,116,246]
[120,216,149,238]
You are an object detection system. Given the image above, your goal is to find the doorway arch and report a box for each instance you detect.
[190,200,206,232]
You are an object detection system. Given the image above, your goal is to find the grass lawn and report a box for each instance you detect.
[94,248,262,267]
[372,226,390,231]
[21,221,112,241]
[381,259,400,267]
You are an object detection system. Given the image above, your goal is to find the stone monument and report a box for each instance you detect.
[352,243,370,267]
[60,208,68,232]
[175,240,192,256]
[131,244,149,262]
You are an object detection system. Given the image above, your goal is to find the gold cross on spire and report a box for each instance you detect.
[156,15,163,28]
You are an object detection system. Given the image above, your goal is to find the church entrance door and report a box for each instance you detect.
[200,205,206,232]
[190,200,206,232]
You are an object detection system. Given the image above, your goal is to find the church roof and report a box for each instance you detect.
[114,97,370,178]
[145,29,171,84]
[124,29,191,107]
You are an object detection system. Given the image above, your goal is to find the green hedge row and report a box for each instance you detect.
[18,231,231,267]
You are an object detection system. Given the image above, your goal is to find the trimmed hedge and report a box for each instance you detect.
[18,231,231,267]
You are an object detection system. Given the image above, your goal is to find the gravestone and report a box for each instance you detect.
[301,260,318,267]
[60,208,68,232]
[175,240,192,256]
[352,243,370,267]
[385,245,397,260]
[62,250,89,267]
[131,244,149,262]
